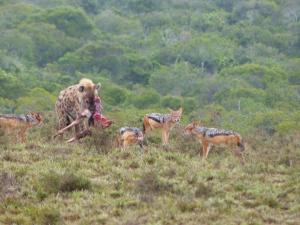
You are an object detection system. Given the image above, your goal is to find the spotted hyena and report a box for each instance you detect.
[55,78,100,139]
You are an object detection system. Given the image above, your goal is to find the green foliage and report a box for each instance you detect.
[39,170,91,194]
[57,42,125,74]
[102,85,128,106]
[16,88,56,113]
[43,7,93,37]
[19,22,79,66]
[191,10,228,32]
[0,0,298,138]
[0,70,25,99]
[252,111,287,135]
[95,10,143,35]
[132,89,160,109]
[220,63,286,89]
[182,97,197,114]
[155,33,237,73]
[0,3,40,29]
[161,95,182,109]
[0,97,15,113]
[149,63,200,96]
[0,30,35,64]
[30,206,63,225]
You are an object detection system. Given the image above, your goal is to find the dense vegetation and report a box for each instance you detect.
[0,0,299,134]
[0,0,299,224]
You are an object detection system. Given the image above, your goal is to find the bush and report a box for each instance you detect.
[39,170,91,194]
[136,170,174,194]
[195,182,213,198]
[102,85,128,106]
[161,95,182,109]
[44,7,93,37]
[16,88,56,113]
[35,206,62,225]
[132,89,160,109]
[84,125,116,154]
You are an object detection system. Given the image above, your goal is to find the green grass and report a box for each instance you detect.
[0,129,299,225]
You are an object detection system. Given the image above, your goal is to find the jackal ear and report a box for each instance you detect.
[167,108,173,112]
[95,83,101,90]
[177,107,183,113]
[193,120,201,126]
[79,85,85,92]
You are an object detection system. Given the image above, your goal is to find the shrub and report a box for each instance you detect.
[36,206,62,225]
[84,124,116,154]
[136,170,174,194]
[195,182,213,198]
[39,170,91,194]
[132,89,160,109]
[0,126,9,148]
[161,95,182,109]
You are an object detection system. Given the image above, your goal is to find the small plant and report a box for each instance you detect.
[0,126,8,148]
[28,206,63,225]
[195,182,213,198]
[177,198,198,212]
[39,170,91,194]
[36,206,63,225]
[0,171,20,202]
[136,170,174,194]
[84,124,116,154]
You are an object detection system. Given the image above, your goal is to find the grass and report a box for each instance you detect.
[0,125,299,225]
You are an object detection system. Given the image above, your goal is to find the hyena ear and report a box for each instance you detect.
[95,83,101,90]
[79,85,85,92]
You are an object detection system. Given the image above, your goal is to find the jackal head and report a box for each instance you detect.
[184,121,200,135]
[27,112,43,125]
[169,107,183,123]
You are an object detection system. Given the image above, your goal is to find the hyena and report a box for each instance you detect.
[54,78,100,142]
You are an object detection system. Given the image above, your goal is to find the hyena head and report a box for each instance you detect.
[169,107,183,123]
[78,78,101,107]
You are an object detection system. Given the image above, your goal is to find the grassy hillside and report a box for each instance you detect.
[0,129,299,225]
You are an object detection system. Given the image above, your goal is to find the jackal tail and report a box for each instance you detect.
[236,134,245,152]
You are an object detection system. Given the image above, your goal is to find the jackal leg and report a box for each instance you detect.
[161,127,170,145]
[202,141,209,159]
[19,128,28,143]
[233,148,245,165]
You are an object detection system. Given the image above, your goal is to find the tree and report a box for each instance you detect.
[19,22,79,66]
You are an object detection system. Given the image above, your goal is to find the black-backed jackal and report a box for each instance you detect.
[117,127,144,150]
[0,112,43,143]
[143,107,182,145]
[184,121,245,163]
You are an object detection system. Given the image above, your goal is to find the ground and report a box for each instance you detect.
[0,125,299,225]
